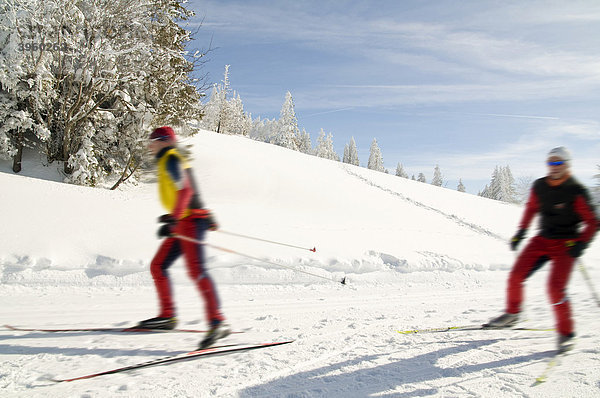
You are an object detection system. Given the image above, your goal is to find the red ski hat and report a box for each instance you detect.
[150,126,176,142]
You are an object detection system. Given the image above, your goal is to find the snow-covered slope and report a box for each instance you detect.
[0,130,524,284]
[1,130,599,397]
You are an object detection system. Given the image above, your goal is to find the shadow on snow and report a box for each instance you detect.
[239,338,553,398]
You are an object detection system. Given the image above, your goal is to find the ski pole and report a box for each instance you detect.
[172,234,345,285]
[216,230,316,252]
[577,260,600,307]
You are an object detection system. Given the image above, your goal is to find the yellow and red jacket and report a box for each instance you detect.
[156,147,205,220]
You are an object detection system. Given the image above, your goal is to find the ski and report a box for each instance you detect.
[51,340,294,382]
[4,324,243,334]
[397,324,554,335]
[531,348,571,386]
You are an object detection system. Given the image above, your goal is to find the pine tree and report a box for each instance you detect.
[478,185,489,197]
[457,179,466,192]
[417,173,426,183]
[201,66,251,136]
[343,144,349,163]
[342,136,359,166]
[348,137,359,166]
[367,138,385,172]
[297,128,312,154]
[431,165,443,186]
[314,129,339,161]
[395,162,408,178]
[479,165,517,203]
[274,91,299,151]
[212,65,231,134]
[249,116,278,143]
[200,85,222,132]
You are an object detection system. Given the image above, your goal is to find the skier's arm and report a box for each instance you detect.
[519,189,539,231]
[574,194,598,244]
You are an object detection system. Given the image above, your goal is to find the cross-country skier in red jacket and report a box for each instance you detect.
[486,147,597,352]
[137,126,230,349]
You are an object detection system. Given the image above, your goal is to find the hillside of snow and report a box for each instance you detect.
[1,130,599,397]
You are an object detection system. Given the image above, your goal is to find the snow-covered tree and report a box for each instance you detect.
[431,165,443,186]
[395,162,408,178]
[479,166,517,203]
[273,91,299,150]
[226,93,252,136]
[200,85,222,132]
[297,128,312,154]
[249,116,277,143]
[457,179,466,192]
[343,136,359,166]
[417,173,426,183]
[0,0,53,172]
[200,66,251,136]
[0,0,204,187]
[343,144,349,164]
[314,129,339,161]
[478,185,488,197]
[65,130,100,186]
[367,138,385,172]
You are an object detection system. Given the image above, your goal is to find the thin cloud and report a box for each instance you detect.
[303,107,355,117]
[462,113,561,120]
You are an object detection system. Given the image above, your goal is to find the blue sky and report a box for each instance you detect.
[185,0,600,194]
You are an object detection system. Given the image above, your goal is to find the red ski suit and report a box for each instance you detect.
[150,147,224,323]
[507,176,597,335]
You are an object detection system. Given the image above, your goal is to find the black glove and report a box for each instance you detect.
[566,240,587,258]
[205,211,218,231]
[510,229,527,251]
[157,214,176,238]
[158,214,176,224]
[157,223,174,238]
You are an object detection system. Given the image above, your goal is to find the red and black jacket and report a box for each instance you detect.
[520,176,597,242]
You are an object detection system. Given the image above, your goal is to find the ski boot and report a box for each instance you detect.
[558,333,575,353]
[136,316,177,330]
[199,320,231,349]
[483,312,519,329]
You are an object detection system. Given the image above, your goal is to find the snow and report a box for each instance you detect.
[1,129,599,397]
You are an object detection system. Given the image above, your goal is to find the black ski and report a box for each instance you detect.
[4,324,242,334]
[51,340,294,382]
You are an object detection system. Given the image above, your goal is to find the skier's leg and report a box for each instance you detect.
[506,236,548,314]
[150,237,181,318]
[179,218,224,323]
[547,249,576,336]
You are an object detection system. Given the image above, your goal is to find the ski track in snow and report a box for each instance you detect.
[342,165,506,242]
[2,280,600,397]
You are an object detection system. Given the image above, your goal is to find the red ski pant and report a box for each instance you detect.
[150,218,224,323]
[506,235,575,335]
